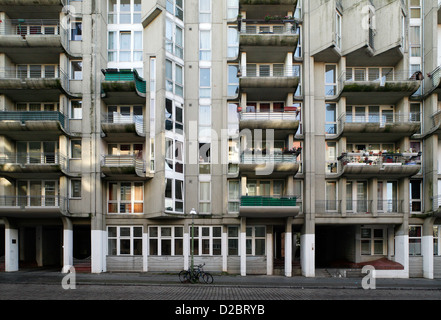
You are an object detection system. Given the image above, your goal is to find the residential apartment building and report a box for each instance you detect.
[0,0,440,279]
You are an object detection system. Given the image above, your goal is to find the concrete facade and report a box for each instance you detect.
[0,0,440,279]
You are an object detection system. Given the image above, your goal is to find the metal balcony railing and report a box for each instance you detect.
[243,64,300,78]
[0,152,66,167]
[241,24,298,35]
[377,200,403,213]
[0,111,68,130]
[0,195,67,210]
[240,153,298,164]
[0,19,62,36]
[315,200,342,214]
[346,200,372,214]
[239,111,299,121]
[340,112,421,125]
[240,195,298,207]
[338,152,421,167]
[102,112,145,135]
[102,155,146,176]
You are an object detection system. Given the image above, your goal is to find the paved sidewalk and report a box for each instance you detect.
[0,269,441,290]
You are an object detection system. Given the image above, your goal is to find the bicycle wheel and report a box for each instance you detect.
[179,270,191,283]
[201,272,213,284]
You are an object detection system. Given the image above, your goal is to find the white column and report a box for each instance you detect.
[91,229,106,273]
[394,225,409,278]
[35,226,43,267]
[300,233,315,277]
[240,217,246,276]
[143,229,148,272]
[222,228,228,273]
[5,222,18,272]
[422,235,434,279]
[183,228,190,270]
[285,218,293,277]
[266,226,273,275]
[62,218,73,273]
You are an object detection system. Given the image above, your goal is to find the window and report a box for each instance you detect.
[325,65,337,96]
[325,103,337,134]
[16,180,59,207]
[335,11,342,49]
[199,68,211,98]
[108,182,143,214]
[434,226,440,256]
[200,0,212,23]
[246,226,265,256]
[409,26,421,57]
[165,178,184,213]
[228,226,239,255]
[149,226,183,256]
[71,61,82,80]
[192,226,222,256]
[70,19,82,40]
[70,179,81,198]
[165,138,183,174]
[166,0,183,21]
[166,19,184,59]
[295,26,302,58]
[70,100,82,119]
[409,0,421,19]
[165,60,184,97]
[326,142,337,173]
[326,181,337,211]
[107,226,143,256]
[199,30,211,61]
[228,180,240,213]
[199,105,211,141]
[199,181,211,213]
[361,227,386,255]
[410,180,422,213]
[347,181,368,213]
[71,140,82,159]
[227,26,239,59]
[409,225,422,256]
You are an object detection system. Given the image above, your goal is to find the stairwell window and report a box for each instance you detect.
[70,179,82,198]
[325,103,337,134]
[325,65,337,96]
[70,100,82,119]
[335,10,342,49]
[70,19,82,41]
[71,140,82,159]
[71,61,82,80]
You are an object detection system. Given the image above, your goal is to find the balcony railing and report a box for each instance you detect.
[0,152,66,166]
[0,19,62,36]
[346,200,373,214]
[338,152,421,167]
[240,24,298,35]
[239,111,299,121]
[0,111,68,130]
[432,195,441,211]
[102,112,145,135]
[240,195,298,207]
[243,65,300,78]
[0,195,67,211]
[315,200,342,214]
[240,153,299,164]
[340,112,421,125]
[377,200,403,213]
[101,155,146,177]
[102,68,147,95]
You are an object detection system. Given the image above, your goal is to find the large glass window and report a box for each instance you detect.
[246,226,266,256]
[325,103,337,134]
[199,181,211,213]
[107,226,143,256]
[149,226,183,256]
[192,226,222,256]
[361,227,386,255]
[108,182,143,214]
[409,225,422,256]
[325,65,337,96]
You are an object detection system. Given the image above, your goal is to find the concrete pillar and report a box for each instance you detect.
[183,224,190,270]
[422,218,436,279]
[395,222,409,277]
[266,226,273,275]
[301,223,315,277]
[62,217,73,273]
[36,226,43,267]
[4,219,18,272]
[285,217,293,277]
[241,52,247,77]
[143,228,148,272]
[370,178,378,216]
[240,217,246,276]
[222,226,228,273]
[91,228,106,273]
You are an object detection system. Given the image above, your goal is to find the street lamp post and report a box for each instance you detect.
[190,208,197,276]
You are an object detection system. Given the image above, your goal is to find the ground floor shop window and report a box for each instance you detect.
[228,226,239,255]
[107,226,143,256]
[246,226,266,256]
[192,226,222,256]
[434,226,440,256]
[149,226,183,256]
[409,225,422,256]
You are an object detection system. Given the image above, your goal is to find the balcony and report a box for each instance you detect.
[239,0,298,20]
[239,195,301,218]
[337,112,421,141]
[239,109,300,131]
[0,111,68,139]
[337,152,421,179]
[101,155,151,180]
[430,110,441,137]
[0,67,76,101]
[0,19,70,61]
[337,70,422,104]
[101,69,146,104]
[239,65,300,100]
[239,22,299,62]
[240,151,300,177]
[0,152,67,178]
[431,195,441,217]
[0,195,67,218]
[101,112,145,141]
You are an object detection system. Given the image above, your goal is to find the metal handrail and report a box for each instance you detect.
[340,112,421,125]
[0,111,67,129]
[240,111,299,121]
[240,24,298,35]
[339,152,421,167]
[346,200,373,214]
[0,19,62,36]
[377,200,403,213]
[102,112,145,135]
[0,195,67,210]
[342,70,423,82]
[243,65,300,77]
[315,200,341,213]
[0,152,66,166]
[240,153,298,164]
[240,195,299,207]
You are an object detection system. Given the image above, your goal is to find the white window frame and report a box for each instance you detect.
[360,226,386,256]
[107,226,143,256]
[107,181,144,214]
[148,226,184,256]
[70,179,82,199]
[409,225,422,256]
[246,226,266,256]
[192,226,222,256]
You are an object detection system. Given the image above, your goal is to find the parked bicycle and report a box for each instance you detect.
[179,263,214,284]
